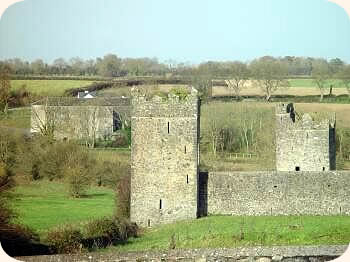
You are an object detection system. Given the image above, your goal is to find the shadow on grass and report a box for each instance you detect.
[79,193,110,198]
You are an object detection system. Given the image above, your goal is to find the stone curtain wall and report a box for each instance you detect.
[275,103,335,172]
[207,171,350,216]
[130,89,200,227]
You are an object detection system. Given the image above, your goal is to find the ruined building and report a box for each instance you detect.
[130,88,200,227]
[130,96,350,226]
[31,97,130,140]
[275,103,336,172]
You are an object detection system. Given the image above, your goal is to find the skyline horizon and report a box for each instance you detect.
[0,0,350,64]
[1,53,349,66]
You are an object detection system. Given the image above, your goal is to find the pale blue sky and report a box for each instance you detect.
[0,0,349,63]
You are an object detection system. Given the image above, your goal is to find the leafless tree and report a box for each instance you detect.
[225,61,249,100]
[249,57,289,101]
[311,59,331,102]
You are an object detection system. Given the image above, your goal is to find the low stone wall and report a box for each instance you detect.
[206,171,350,216]
[17,245,348,261]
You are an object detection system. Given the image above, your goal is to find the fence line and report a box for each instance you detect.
[228,153,259,159]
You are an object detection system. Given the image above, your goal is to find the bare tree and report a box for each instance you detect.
[249,57,289,101]
[225,61,249,100]
[311,59,331,102]
[31,98,61,139]
[78,106,100,148]
[337,64,350,97]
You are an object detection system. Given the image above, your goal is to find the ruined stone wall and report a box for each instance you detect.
[18,245,348,262]
[130,89,200,227]
[31,102,130,140]
[275,103,336,172]
[207,171,350,216]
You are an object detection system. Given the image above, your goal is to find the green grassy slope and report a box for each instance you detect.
[11,181,115,234]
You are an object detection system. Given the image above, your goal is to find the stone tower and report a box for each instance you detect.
[130,88,200,227]
[275,103,336,172]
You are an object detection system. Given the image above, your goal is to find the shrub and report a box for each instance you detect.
[45,226,83,254]
[66,165,89,198]
[115,172,130,218]
[169,87,190,99]
[63,149,93,198]
[84,217,138,248]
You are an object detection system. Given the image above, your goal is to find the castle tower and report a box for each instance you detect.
[130,88,200,227]
[275,103,336,172]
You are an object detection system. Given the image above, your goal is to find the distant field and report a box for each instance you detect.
[8,79,350,98]
[288,79,343,88]
[213,79,349,97]
[98,80,349,98]
[99,84,187,97]
[12,181,115,234]
[11,80,93,96]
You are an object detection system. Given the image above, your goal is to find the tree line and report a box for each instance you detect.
[1,55,350,102]
[0,54,349,78]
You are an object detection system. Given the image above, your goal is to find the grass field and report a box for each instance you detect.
[10,180,350,250]
[7,79,350,98]
[11,181,115,234]
[11,80,93,96]
[288,79,343,88]
[97,81,350,98]
[108,215,350,251]
[213,79,349,97]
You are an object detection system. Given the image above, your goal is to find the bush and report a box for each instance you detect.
[45,226,83,254]
[116,173,130,218]
[84,217,138,248]
[63,148,93,198]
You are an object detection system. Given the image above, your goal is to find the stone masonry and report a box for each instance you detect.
[206,171,350,216]
[275,103,336,172]
[130,88,200,227]
[130,95,350,227]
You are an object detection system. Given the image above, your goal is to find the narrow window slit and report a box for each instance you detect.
[186,175,189,184]
[148,219,151,227]
[167,122,170,134]
[159,199,162,210]
[295,166,300,171]
[185,146,187,154]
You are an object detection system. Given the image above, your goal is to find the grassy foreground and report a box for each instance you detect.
[11,181,115,234]
[9,180,350,250]
[109,216,350,252]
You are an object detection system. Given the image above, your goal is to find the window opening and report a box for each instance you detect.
[295,166,300,171]
[167,122,170,134]
[323,167,325,171]
[159,199,162,210]
[186,175,189,184]
[113,111,122,132]
[148,219,151,227]
[185,146,187,154]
